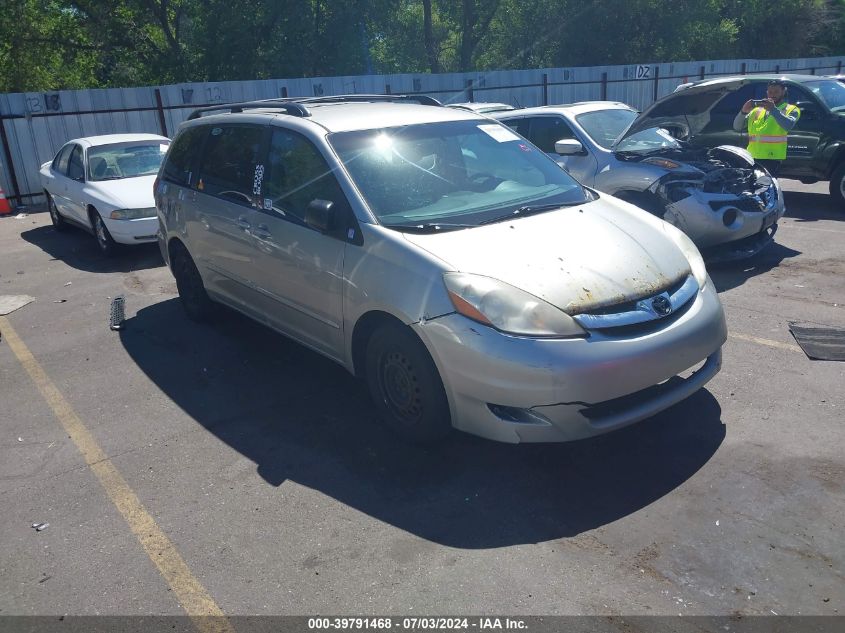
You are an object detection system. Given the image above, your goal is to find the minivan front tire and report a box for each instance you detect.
[365,322,452,443]
[172,246,215,322]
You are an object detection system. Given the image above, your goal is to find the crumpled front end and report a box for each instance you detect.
[648,147,785,259]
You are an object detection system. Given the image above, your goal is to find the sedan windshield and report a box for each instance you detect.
[576,108,682,152]
[329,120,589,229]
[575,108,638,148]
[87,141,170,181]
[804,80,845,111]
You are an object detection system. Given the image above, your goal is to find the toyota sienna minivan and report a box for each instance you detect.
[155,95,727,443]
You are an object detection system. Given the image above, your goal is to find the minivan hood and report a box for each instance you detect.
[615,78,749,146]
[403,199,692,315]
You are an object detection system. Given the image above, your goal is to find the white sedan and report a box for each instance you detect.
[40,133,170,255]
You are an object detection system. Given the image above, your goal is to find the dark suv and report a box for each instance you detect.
[630,75,845,207]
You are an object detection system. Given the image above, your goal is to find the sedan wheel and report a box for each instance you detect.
[47,194,68,232]
[91,210,118,256]
[365,322,451,443]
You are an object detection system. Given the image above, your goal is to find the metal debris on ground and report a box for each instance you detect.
[64,282,72,286]
[53,299,67,303]
[0,295,35,316]
[109,295,126,331]
[788,323,845,362]
[14,213,28,219]
[31,522,49,531]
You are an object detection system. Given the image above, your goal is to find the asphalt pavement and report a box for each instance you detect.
[0,181,843,626]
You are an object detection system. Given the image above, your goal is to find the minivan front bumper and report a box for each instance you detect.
[413,277,726,443]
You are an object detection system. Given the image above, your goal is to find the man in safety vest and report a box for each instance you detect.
[733,79,800,176]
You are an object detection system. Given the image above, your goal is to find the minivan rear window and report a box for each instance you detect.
[162,127,205,186]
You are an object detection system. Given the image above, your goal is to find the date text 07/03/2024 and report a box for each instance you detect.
[307,617,528,630]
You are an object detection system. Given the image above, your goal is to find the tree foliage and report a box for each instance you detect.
[1,0,843,92]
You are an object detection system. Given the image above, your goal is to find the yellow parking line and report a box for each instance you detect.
[0,316,234,633]
[728,331,803,353]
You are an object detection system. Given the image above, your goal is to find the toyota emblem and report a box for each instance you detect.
[652,296,672,316]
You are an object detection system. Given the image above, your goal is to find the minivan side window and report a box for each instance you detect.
[162,126,205,187]
[196,125,265,205]
[53,144,74,174]
[263,129,348,223]
[67,145,85,181]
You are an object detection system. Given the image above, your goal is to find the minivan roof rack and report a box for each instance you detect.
[295,94,443,107]
[187,99,311,120]
[186,94,442,120]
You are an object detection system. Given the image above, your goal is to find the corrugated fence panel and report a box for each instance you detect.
[2,55,844,204]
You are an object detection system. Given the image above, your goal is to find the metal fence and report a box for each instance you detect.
[1,55,843,206]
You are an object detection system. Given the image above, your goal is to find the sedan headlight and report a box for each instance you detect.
[663,224,708,290]
[109,207,156,220]
[443,272,586,338]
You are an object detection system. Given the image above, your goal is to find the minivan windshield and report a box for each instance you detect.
[804,79,845,111]
[329,120,589,229]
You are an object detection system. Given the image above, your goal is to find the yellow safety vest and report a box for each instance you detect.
[746,103,801,160]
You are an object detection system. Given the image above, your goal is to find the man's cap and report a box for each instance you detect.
[768,79,788,87]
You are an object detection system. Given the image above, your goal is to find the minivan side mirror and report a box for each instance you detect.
[554,139,584,155]
[305,199,335,233]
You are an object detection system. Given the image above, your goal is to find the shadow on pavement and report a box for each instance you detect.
[19,225,163,273]
[709,240,801,293]
[782,189,843,223]
[120,298,725,549]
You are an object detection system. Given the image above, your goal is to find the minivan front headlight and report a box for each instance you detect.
[443,272,586,338]
[110,207,156,220]
[663,224,708,290]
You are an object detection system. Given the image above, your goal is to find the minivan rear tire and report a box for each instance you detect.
[365,322,452,443]
[172,247,215,322]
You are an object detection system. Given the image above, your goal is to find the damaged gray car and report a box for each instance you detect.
[494,101,785,261]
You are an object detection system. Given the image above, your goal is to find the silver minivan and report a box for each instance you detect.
[155,95,727,443]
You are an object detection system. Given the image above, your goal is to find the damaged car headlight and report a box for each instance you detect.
[443,272,586,338]
[663,224,708,290]
[643,157,682,170]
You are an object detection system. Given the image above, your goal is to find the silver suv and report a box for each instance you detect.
[156,95,727,443]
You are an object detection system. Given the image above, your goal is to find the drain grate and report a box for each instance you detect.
[788,323,845,361]
[109,296,126,331]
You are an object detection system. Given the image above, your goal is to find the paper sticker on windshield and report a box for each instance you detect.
[478,124,520,142]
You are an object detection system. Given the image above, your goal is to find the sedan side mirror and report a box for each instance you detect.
[554,139,584,155]
[305,199,335,233]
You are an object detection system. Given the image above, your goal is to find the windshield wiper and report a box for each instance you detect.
[387,222,476,233]
[478,201,582,225]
